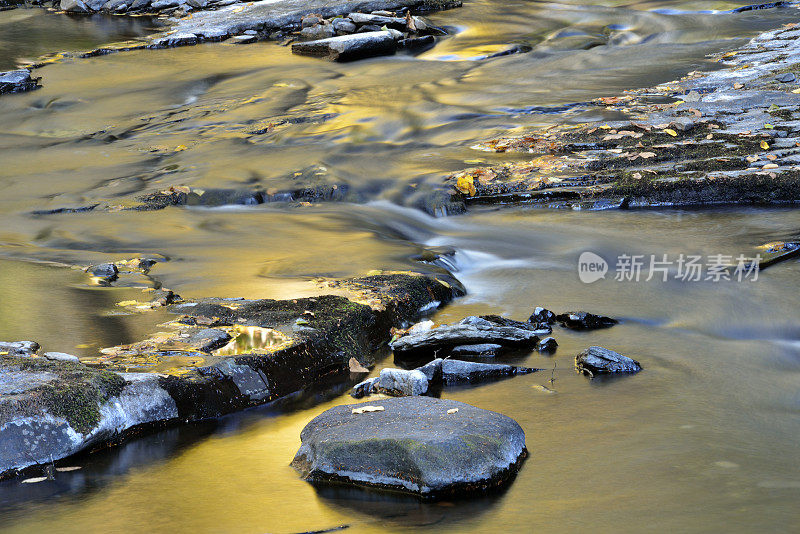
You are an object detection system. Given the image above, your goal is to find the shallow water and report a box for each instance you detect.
[0,1,799,533]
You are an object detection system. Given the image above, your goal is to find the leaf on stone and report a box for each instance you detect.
[21,477,48,484]
[455,174,477,196]
[764,124,774,130]
[760,140,770,150]
[663,128,678,137]
[763,163,779,169]
[175,145,187,151]
[55,467,82,472]
[765,154,777,161]
[348,357,369,373]
[734,83,744,89]
[352,405,384,414]
[746,155,759,163]
[638,152,656,159]
[447,408,459,414]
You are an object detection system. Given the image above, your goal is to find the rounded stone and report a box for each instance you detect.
[291,396,527,499]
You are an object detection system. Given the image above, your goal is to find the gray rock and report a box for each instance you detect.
[391,315,542,360]
[451,343,503,356]
[89,262,118,281]
[151,0,180,8]
[291,396,527,498]
[60,0,89,11]
[243,29,257,35]
[351,377,378,398]
[376,367,428,396]
[101,0,128,11]
[299,24,336,41]
[576,346,641,375]
[357,24,383,33]
[439,359,535,384]
[775,72,796,83]
[292,31,397,61]
[44,352,81,363]
[230,34,258,44]
[151,33,199,48]
[0,70,40,95]
[332,18,357,35]
[398,35,435,53]
[556,311,617,330]
[301,15,322,28]
[129,0,151,9]
[0,341,39,357]
[348,12,406,30]
[537,337,558,353]
[185,0,206,7]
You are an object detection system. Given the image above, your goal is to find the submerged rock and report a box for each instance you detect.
[391,315,544,360]
[0,70,40,95]
[537,337,558,353]
[556,311,617,330]
[576,346,641,375]
[89,263,119,282]
[291,396,527,499]
[292,31,398,61]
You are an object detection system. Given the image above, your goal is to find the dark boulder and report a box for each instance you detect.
[576,346,641,375]
[391,315,545,360]
[556,311,617,330]
[528,306,556,325]
[0,341,39,357]
[537,337,557,353]
[291,396,527,499]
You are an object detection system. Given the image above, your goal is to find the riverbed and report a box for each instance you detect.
[0,1,798,532]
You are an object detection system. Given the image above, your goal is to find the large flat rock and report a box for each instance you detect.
[0,272,462,478]
[156,0,459,44]
[292,396,527,498]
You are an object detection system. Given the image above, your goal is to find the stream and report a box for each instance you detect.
[0,1,798,532]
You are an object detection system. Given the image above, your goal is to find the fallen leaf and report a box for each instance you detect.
[734,83,744,89]
[760,141,770,150]
[631,172,643,180]
[793,88,800,94]
[663,128,678,137]
[55,467,82,472]
[763,163,779,169]
[352,405,384,414]
[706,134,713,139]
[175,145,187,151]
[447,408,459,414]
[746,155,759,163]
[455,174,476,196]
[638,152,657,159]
[764,124,774,130]
[348,357,369,373]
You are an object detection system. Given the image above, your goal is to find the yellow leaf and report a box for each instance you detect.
[455,175,476,196]
[663,128,678,137]
[762,163,779,169]
[793,88,800,94]
[764,124,774,129]
[760,141,770,150]
[175,145,187,151]
[117,300,138,306]
[352,405,384,414]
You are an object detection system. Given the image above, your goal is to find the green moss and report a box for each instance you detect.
[5,357,126,434]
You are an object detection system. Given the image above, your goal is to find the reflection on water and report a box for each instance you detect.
[0,1,799,533]
[214,325,292,356]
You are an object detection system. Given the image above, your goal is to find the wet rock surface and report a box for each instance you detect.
[442,22,800,211]
[291,396,527,498]
[0,272,460,478]
[0,70,40,95]
[390,315,546,361]
[292,30,399,61]
[556,311,618,331]
[351,358,537,398]
[576,346,642,375]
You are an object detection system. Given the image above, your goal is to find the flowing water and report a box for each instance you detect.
[1,1,799,532]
